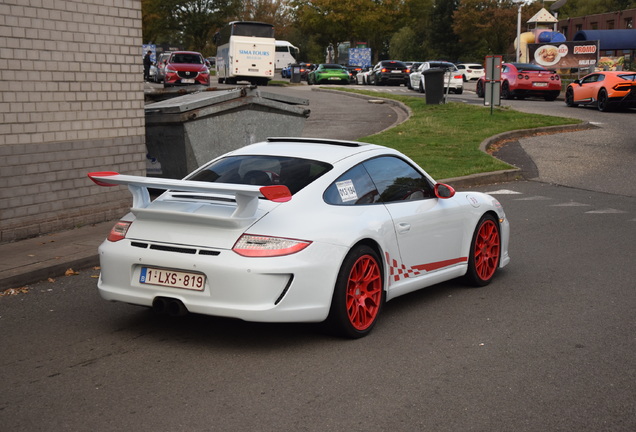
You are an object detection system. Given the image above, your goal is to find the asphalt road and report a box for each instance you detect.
[1,79,634,431]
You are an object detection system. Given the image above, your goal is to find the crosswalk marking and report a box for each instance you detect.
[551,202,591,207]
[585,208,627,214]
[485,189,522,195]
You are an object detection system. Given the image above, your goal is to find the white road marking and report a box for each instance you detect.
[585,208,627,214]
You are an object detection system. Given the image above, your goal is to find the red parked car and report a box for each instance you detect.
[163,51,210,88]
[476,62,561,101]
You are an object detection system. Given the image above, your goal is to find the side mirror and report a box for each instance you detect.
[434,183,456,199]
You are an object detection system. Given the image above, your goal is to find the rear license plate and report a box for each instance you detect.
[533,82,548,87]
[140,267,205,291]
[391,70,402,73]
[248,68,259,72]
[329,77,341,80]
[182,79,195,84]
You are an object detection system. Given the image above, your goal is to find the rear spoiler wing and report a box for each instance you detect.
[88,171,291,219]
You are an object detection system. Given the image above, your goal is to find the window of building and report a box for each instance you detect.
[607,20,614,29]
[625,17,633,29]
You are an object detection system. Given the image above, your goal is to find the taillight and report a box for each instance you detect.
[107,221,132,242]
[233,234,311,257]
[614,83,634,91]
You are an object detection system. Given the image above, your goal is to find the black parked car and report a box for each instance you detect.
[368,60,409,86]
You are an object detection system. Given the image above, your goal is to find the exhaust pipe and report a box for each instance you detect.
[152,297,188,317]
[167,299,188,317]
[152,297,168,315]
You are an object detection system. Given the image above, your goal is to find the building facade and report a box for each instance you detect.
[0,0,146,243]
[558,8,636,39]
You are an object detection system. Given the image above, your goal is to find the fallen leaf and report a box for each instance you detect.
[65,268,80,276]
[48,278,56,283]
[0,286,30,296]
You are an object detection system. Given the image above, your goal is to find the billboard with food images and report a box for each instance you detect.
[528,41,599,69]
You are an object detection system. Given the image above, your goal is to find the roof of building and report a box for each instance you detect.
[528,8,559,24]
[573,29,636,50]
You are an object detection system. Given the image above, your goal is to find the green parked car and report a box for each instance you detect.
[308,64,351,85]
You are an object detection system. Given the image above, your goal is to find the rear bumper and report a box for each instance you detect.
[97,238,348,323]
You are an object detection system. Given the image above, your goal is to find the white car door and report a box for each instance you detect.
[362,156,467,296]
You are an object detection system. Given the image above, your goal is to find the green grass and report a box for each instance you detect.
[327,88,582,179]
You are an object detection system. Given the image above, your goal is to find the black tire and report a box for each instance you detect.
[455,88,463,95]
[465,214,501,287]
[597,88,610,112]
[418,80,424,93]
[476,80,484,98]
[565,87,577,107]
[325,245,384,339]
[501,81,512,100]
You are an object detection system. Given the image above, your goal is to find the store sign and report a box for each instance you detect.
[528,41,599,69]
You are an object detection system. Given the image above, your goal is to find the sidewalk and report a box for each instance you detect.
[0,222,113,290]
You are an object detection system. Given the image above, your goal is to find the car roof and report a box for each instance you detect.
[226,137,387,165]
[507,62,548,71]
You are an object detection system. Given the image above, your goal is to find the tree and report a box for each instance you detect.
[142,0,243,56]
[428,0,461,60]
[389,27,421,60]
[237,0,296,40]
[558,0,636,18]
[291,0,405,63]
[452,0,540,61]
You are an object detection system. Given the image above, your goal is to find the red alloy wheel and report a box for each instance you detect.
[345,254,382,331]
[473,219,500,282]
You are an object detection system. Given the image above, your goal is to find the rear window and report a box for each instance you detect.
[513,63,547,72]
[381,61,407,68]
[188,155,332,195]
[170,53,203,64]
[618,73,636,81]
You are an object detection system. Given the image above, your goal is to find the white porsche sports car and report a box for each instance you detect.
[89,138,510,338]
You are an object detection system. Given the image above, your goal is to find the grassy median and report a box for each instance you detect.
[331,88,581,180]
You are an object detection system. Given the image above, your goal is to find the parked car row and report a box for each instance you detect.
[280,57,634,112]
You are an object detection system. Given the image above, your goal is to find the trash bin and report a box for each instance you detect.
[422,68,446,104]
[290,64,302,83]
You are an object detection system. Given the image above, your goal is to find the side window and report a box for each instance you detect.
[583,74,598,84]
[324,164,379,205]
[363,156,434,203]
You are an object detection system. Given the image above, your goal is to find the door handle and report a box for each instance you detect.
[397,223,411,233]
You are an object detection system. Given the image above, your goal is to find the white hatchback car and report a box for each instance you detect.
[456,63,485,82]
[89,138,510,338]
[409,61,464,94]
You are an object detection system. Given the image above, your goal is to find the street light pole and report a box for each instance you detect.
[516,2,522,62]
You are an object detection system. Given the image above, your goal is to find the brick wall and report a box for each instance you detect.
[0,0,146,243]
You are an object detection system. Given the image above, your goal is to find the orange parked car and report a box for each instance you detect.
[565,70,636,112]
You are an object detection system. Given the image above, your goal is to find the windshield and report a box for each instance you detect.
[187,155,332,195]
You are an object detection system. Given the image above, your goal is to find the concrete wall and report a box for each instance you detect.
[0,0,146,243]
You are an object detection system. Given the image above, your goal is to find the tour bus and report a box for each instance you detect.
[275,40,300,70]
[215,21,275,86]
